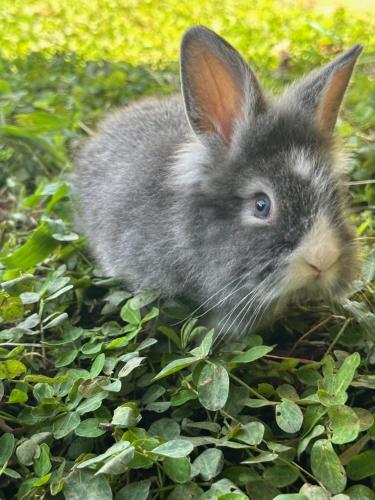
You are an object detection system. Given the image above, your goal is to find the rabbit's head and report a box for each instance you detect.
[172,26,362,335]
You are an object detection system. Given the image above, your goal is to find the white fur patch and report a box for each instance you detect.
[170,141,211,187]
[290,148,314,179]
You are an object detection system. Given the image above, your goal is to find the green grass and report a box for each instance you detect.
[0,1,374,499]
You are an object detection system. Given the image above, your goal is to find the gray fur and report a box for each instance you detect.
[76,26,362,338]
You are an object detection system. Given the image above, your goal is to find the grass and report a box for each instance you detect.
[0,1,374,499]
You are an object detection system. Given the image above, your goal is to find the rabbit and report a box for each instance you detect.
[76,25,362,340]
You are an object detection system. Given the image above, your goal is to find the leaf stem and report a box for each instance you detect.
[325,318,351,356]
[229,373,268,400]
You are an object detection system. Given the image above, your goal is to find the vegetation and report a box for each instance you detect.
[0,1,374,499]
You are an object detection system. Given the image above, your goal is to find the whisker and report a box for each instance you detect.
[242,286,276,337]
[171,272,246,326]
[227,280,268,336]
[237,275,278,337]
[215,274,273,344]
[216,278,264,333]
[193,271,254,321]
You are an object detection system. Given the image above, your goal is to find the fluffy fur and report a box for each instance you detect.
[76,26,362,339]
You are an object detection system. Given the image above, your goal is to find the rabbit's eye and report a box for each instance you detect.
[254,194,271,218]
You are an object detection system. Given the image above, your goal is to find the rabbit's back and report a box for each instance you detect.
[76,95,191,291]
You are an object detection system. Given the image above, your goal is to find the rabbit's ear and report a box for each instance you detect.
[284,45,362,135]
[180,26,265,144]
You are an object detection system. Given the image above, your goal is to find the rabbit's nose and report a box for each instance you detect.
[304,254,339,277]
[305,261,322,277]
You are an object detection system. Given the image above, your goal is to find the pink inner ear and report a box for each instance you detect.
[187,45,244,143]
[316,61,357,134]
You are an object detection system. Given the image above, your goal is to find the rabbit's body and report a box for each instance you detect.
[77,96,193,295]
[77,26,362,338]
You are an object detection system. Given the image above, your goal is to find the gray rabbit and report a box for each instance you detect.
[76,26,362,339]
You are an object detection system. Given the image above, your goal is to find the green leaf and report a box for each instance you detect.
[273,495,307,500]
[277,384,299,401]
[33,443,51,477]
[275,400,303,433]
[193,448,224,480]
[347,450,375,480]
[0,360,27,380]
[55,349,78,367]
[76,392,108,415]
[96,446,135,475]
[114,480,151,500]
[235,421,265,445]
[45,283,74,299]
[244,398,276,408]
[90,353,106,378]
[42,326,83,345]
[75,418,107,438]
[32,472,52,487]
[118,356,145,378]
[0,433,15,465]
[197,362,229,411]
[153,356,198,381]
[43,312,68,329]
[16,111,70,132]
[120,301,141,325]
[149,418,180,440]
[167,483,204,500]
[361,249,375,282]
[157,325,181,348]
[137,337,158,351]
[77,441,130,469]
[180,318,200,349]
[24,374,68,384]
[334,353,361,394]
[63,469,112,500]
[297,425,325,458]
[223,466,261,485]
[152,439,194,458]
[129,290,160,309]
[299,484,330,500]
[345,485,375,500]
[3,468,22,479]
[112,403,140,428]
[263,465,299,488]
[302,405,328,435]
[0,292,24,321]
[2,223,59,270]
[146,401,170,413]
[310,439,346,494]
[231,345,274,364]
[354,407,374,431]
[20,292,40,304]
[16,440,39,466]
[163,457,191,483]
[8,388,28,403]
[141,384,166,404]
[106,335,136,350]
[52,412,81,439]
[328,405,360,444]
[171,388,197,406]
[242,452,278,464]
[141,306,159,323]
[189,329,215,358]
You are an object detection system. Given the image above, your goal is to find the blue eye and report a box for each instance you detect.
[254,193,271,218]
